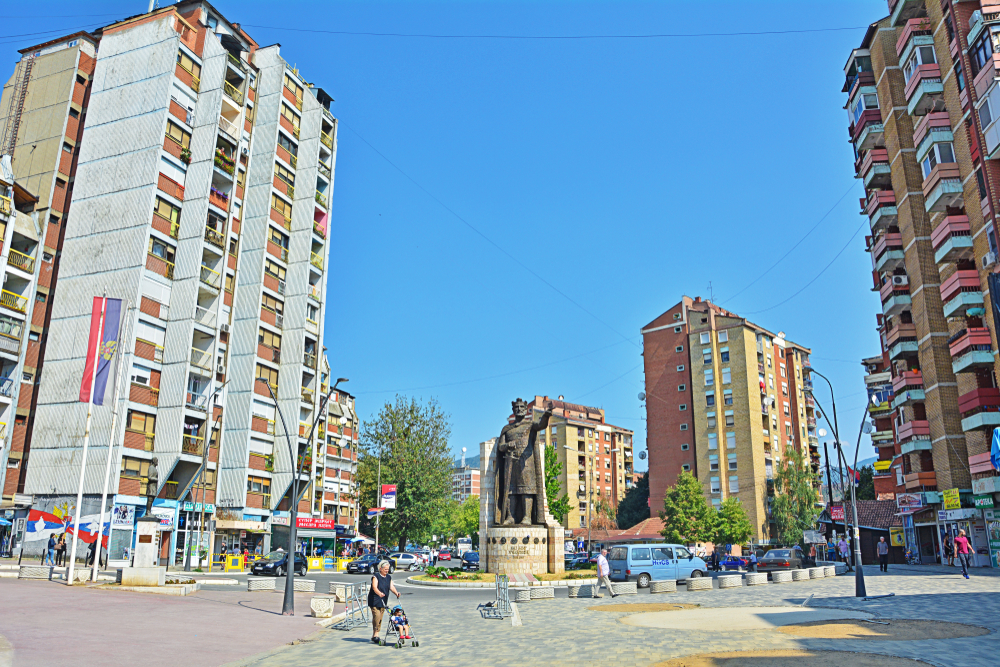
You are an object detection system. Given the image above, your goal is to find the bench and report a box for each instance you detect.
[528,587,555,600]
[823,566,837,577]
[808,567,826,579]
[610,581,637,596]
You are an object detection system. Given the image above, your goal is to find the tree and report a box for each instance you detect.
[771,448,819,547]
[591,494,618,543]
[713,497,753,547]
[617,472,649,530]
[357,395,453,550]
[544,443,571,524]
[456,495,480,546]
[659,471,716,544]
[856,465,876,501]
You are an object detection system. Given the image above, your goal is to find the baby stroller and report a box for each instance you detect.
[381,604,419,648]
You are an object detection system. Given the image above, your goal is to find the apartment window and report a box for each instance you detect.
[705,393,715,407]
[274,162,295,187]
[228,239,239,257]
[970,29,994,77]
[269,228,289,249]
[780,364,786,378]
[176,50,202,79]
[729,476,739,493]
[148,238,175,263]
[726,431,736,448]
[720,350,729,362]
[121,456,149,479]
[781,382,788,396]
[723,392,733,406]
[920,142,956,179]
[676,364,685,372]
[259,328,281,349]
[261,294,283,315]
[62,142,73,153]
[673,312,681,320]
[708,433,718,450]
[680,424,688,431]
[280,104,301,130]
[35,292,46,303]
[225,274,234,292]
[681,464,691,472]
[128,410,156,433]
[728,454,737,471]
[674,326,682,333]
[7,458,18,469]
[956,59,965,92]
[785,424,792,437]
[709,456,719,472]
[700,332,710,344]
[850,92,879,124]
[707,415,716,428]
[903,45,936,83]
[725,414,734,427]
[264,260,286,280]
[705,369,714,386]
[769,376,774,389]
[271,193,293,219]
[678,384,686,391]
[28,332,39,341]
[22,372,33,383]
[675,345,684,353]
[69,108,80,119]
[784,404,791,416]
[710,477,721,494]
[721,368,731,385]
[703,351,712,365]
[154,197,180,224]
[165,121,191,148]
[255,363,279,387]
[977,168,989,201]
[131,365,151,386]
[49,215,60,225]
[679,404,687,411]
[284,73,304,100]
[247,476,271,496]
[277,132,298,158]
[680,443,689,451]
[717,330,728,343]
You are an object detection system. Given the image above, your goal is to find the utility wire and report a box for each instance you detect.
[575,364,642,401]
[240,24,870,40]
[341,120,640,349]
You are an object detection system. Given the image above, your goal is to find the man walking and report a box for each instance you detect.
[596,548,617,598]
[954,529,973,579]
[838,537,852,571]
[748,549,758,573]
[877,536,889,572]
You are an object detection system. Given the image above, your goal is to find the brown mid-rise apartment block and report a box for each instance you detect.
[642,297,816,544]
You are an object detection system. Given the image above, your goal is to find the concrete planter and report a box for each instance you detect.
[611,581,637,596]
[529,587,555,600]
[18,566,52,580]
[513,589,531,602]
[744,573,768,586]
[685,577,712,591]
[649,580,677,594]
[248,577,276,591]
[293,579,316,592]
[790,569,809,582]
[771,571,793,583]
[310,595,337,618]
[808,567,826,579]
[717,575,742,589]
[823,566,837,578]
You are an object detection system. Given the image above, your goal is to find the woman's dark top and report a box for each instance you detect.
[368,571,391,608]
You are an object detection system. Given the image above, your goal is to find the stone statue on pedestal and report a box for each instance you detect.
[144,457,159,514]
[494,398,551,526]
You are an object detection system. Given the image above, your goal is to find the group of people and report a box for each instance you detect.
[43,533,103,567]
[943,529,976,579]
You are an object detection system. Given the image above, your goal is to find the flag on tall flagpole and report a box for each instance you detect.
[79,297,122,405]
[846,465,861,487]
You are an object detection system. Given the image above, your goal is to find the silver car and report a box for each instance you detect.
[390,552,421,570]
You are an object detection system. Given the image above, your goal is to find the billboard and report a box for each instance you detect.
[942,488,961,510]
[381,484,397,510]
[896,493,925,511]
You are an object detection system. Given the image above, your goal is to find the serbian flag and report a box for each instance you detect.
[25,509,69,541]
[67,516,110,548]
[79,297,122,406]
[367,508,385,519]
[846,465,861,486]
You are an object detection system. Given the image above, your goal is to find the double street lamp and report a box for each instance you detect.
[257,376,348,616]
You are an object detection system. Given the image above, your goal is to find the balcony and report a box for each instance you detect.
[213,148,235,176]
[897,418,929,442]
[941,270,983,317]
[209,186,230,212]
[889,0,923,27]
[870,232,904,272]
[950,327,994,373]
[200,265,221,291]
[896,17,932,56]
[853,110,884,151]
[860,148,891,188]
[224,80,244,106]
[0,195,11,218]
[958,388,1000,431]
[182,435,204,456]
[304,351,317,368]
[931,215,973,264]
[905,64,943,116]
[310,252,324,270]
[904,471,937,490]
[7,249,35,274]
[321,131,333,149]
[190,346,213,372]
[315,192,328,209]
[891,370,924,408]
[0,290,26,314]
[880,280,911,317]
[301,388,315,405]
[923,163,963,212]
[971,452,998,476]
[186,392,209,411]
[864,190,897,232]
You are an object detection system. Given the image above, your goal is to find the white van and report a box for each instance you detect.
[607,543,708,588]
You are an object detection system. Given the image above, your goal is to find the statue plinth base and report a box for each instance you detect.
[485,526,549,575]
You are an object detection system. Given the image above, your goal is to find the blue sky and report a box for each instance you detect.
[3,1,886,470]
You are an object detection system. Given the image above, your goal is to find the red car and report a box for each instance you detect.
[438,550,452,561]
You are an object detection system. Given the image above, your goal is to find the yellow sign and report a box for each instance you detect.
[942,488,961,510]
[889,527,905,547]
[873,460,891,471]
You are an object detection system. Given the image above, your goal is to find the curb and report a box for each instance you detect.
[405,576,598,588]
[315,610,348,627]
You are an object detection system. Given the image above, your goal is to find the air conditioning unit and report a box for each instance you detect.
[982,251,998,268]
[891,275,908,286]
[216,364,226,375]
[220,323,231,333]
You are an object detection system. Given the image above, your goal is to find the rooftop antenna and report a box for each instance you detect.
[707,281,714,303]
[461,447,466,468]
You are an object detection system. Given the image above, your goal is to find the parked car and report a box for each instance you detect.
[390,552,421,570]
[438,549,452,561]
[347,554,396,574]
[251,551,308,577]
[757,547,806,574]
[461,551,480,571]
[607,543,708,588]
[564,553,590,569]
[720,555,749,571]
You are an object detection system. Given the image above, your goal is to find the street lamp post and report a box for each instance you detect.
[256,376,347,615]
[185,381,229,572]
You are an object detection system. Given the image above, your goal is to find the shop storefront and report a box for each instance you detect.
[175,502,215,567]
[271,516,355,563]
[214,518,268,557]
[106,496,178,568]
[938,507,992,568]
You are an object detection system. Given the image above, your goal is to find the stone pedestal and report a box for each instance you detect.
[120,567,166,587]
[485,526,549,575]
[133,516,160,569]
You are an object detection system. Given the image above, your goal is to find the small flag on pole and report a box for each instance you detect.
[367,508,385,519]
[846,465,861,487]
[79,297,122,406]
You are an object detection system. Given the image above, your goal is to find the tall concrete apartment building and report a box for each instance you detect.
[845,0,1000,564]
[641,297,815,544]
[0,2,346,562]
[452,449,482,503]
[524,395,634,530]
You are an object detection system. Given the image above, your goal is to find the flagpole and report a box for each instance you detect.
[92,301,132,582]
[67,293,107,586]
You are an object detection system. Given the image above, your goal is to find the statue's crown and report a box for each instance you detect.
[511,398,527,409]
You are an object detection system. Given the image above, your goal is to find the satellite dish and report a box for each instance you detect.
[462,447,467,453]
[639,451,647,460]
[818,428,828,437]
[862,423,873,435]
[638,392,646,401]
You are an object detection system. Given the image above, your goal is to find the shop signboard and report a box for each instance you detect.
[889,527,905,547]
[974,495,995,509]
[150,507,174,531]
[380,484,397,510]
[829,505,845,521]
[181,502,215,513]
[111,505,134,527]
[942,488,961,510]
[271,516,289,526]
[296,517,337,530]
[896,493,925,511]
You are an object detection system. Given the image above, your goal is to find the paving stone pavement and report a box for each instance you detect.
[230,568,999,667]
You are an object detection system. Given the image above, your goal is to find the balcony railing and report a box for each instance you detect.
[200,265,222,290]
[0,290,27,314]
[321,131,333,149]
[319,162,331,180]
[218,115,240,139]
[182,435,204,456]
[194,306,216,328]
[315,192,328,208]
[310,252,324,270]
[162,481,179,499]
[224,80,244,105]
[146,252,175,280]
[186,392,208,411]
[204,225,225,248]
[7,249,35,274]
[125,428,155,451]
[301,388,315,404]
[0,376,13,397]
[304,352,317,368]
[308,284,321,302]
[0,195,11,217]
[190,346,213,370]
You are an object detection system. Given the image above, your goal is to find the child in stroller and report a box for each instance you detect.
[382,604,419,648]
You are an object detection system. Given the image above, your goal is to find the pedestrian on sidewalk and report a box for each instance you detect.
[839,537,853,571]
[596,548,617,598]
[44,534,56,566]
[748,550,758,572]
[368,560,399,644]
[55,534,67,566]
[877,536,889,572]
[944,536,954,567]
[808,544,817,567]
[954,529,973,579]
